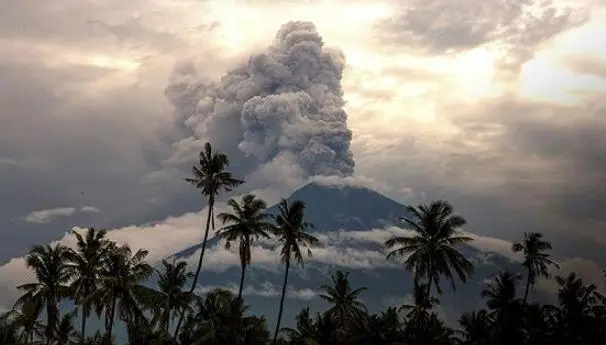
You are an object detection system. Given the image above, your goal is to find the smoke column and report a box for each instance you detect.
[164,21,355,179]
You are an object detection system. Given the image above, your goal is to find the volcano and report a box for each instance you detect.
[171,182,528,329]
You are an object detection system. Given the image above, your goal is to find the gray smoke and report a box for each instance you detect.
[164,21,355,180]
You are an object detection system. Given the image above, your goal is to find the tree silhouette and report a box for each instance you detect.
[0,299,44,345]
[271,199,319,345]
[175,142,244,339]
[512,232,559,303]
[319,270,367,327]
[66,227,110,344]
[92,244,153,341]
[481,271,524,345]
[216,194,273,300]
[152,259,193,335]
[15,244,72,344]
[386,200,474,300]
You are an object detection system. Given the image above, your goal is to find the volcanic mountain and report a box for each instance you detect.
[172,182,527,328]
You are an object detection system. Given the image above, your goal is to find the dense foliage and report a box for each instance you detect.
[1,143,604,345]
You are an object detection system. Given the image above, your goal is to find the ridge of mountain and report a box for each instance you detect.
[174,182,409,258]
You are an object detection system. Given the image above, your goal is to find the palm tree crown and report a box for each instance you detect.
[153,259,194,334]
[16,244,72,343]
[385,200,474,299]
[176,142,244,339]
[319,270,368,325]
[512,232,559,303]
[216,194,273,300]
[65,227,109,344]
[271,199,319,345]
[185,142,244,203]
[273,200,319,267]
[94,243,154,340]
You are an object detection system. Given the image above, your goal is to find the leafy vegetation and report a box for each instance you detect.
[1,142,604,345]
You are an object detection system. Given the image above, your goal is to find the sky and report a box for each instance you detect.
[1,0,606,309]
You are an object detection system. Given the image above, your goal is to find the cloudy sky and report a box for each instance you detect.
[1,0,606,309]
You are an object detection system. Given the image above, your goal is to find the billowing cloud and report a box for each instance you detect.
[163,21,355,186]
[376,0,588,72]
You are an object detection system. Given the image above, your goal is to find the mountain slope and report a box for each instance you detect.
[266,182,410,231]
[170,183,531,331]
[175,182,409,258]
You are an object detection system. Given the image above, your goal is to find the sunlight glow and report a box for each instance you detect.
[518,13,606,104]
[453,48,501,100]
[520,53,606,104]
[87,55,141,70]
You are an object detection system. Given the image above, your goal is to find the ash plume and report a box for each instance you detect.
[164,21,355,180]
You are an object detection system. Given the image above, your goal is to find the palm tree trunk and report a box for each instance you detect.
[174,199,214,340]
[272,259,290,345]
[80,305,87,344]
[166,297,171,335]
[238,262,247,301]
[107,295,117,340]
[426,261,433,303]
[45,302,54,345]
[523,267,532,304]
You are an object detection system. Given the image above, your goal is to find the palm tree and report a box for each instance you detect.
[52,311,78,345]
[153,258,193,334]
[279,307,316,345]
[216,194,273,300]
[93,243,154,341]
[398,280,439,325]
[553,273,604,344]
[179,288,268,345]
[271,199,319,345]
[457,310,491,345]
[16,244,72,344]
[350,308,403,345]
[385,200,474,301]
[481,271,524,345]
[512,232,559,303]
[65,228,109,343]
[319,270,367,326]
[1,299,44,345]
[481,271,522,312]
[522,303,555,345]
[175,142,244,339]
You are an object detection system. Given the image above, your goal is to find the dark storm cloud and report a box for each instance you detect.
[0,49,186,261]
[376,0,587,71]
[457,99,606,238]
[163,21,355,180]
[0,0,215,261]
[357,95,606,260]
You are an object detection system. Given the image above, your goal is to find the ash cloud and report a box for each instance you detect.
[163,21,355,181]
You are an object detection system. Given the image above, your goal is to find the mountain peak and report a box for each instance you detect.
[267,182,409,231]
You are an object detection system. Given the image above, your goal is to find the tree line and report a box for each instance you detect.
[1,142,604,345]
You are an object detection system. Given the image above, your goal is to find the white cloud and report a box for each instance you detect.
[0,158,19,166]
[459,230,522,262]
[80,206,100,213]
[22,207,77,224]
[22,206,102,224]
[0,203,601,311]
[310,174,390,193]
[315,226,522,263]
[195,281,317,300]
